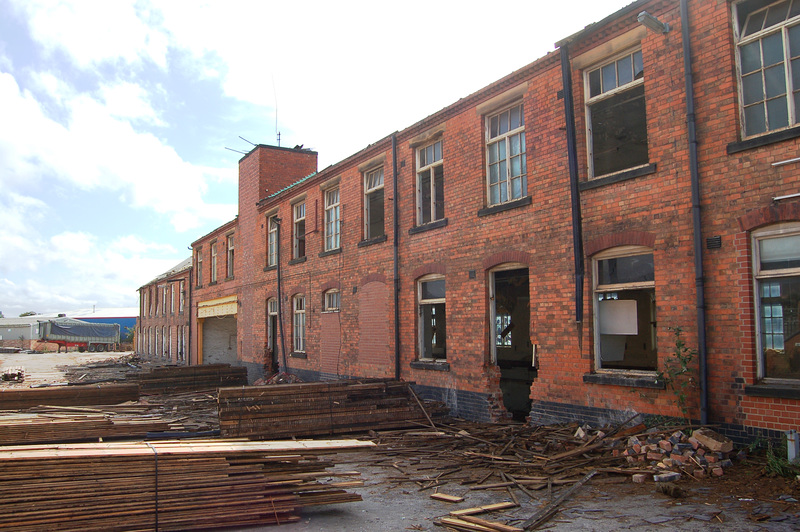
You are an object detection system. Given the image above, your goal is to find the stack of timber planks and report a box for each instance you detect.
[0,383,139,409]
[129,364,248,393]
[0,438,373,531]
[218,379,435,439]
[0,412,171,445]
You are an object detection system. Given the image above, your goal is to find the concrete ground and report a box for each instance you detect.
[2,351,799,531]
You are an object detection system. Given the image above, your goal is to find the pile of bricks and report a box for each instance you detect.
[617,427,739,483]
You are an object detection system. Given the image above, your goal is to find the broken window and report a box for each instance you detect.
[227,235,234,278]
[753,224,800,380]
[324,289,340,312]
[364,168,384,239]
[496,313,513,347]
[417,140,445,225]
[586,49,648,177]
[486,103,526,205]
[293,294,306,353]
[735,0,800,136]
[293,202,306,259]
[418,276,446,360]
[267,216,278,267]
[593,248,657,371]
[325,187,341,251]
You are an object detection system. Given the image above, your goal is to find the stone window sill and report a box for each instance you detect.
[288,257,307,266]
[410,360,450,371]
[319,248,342,258]
[580,163,657,191]
[290,352,307,359]
[358,234,388,248]
[583,371,664,389]
[409,218,448,235]
[745,383,800,400]
[727,126,800,154]
[477,196,532,217]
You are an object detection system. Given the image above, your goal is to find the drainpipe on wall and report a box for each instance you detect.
[681,0,709,425]
[275,219,288,372]
[188,267,192,366]
[559,44,585,324]
[392,133,401,380]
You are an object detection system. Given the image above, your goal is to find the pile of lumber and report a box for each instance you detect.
[0,390,221,446]
[218,379,438,439]
[0,383,139,410]
[0,438,373,531]
[129,364,247,393]
[0,412,171,445]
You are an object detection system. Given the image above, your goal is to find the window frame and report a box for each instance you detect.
[733,0,800,138]
[267,297,278,353]
[293,201,306,259]
[267,215,278,268]
[416,140,445,225]
[592,246,657,372]
[324,187,341,251]
[418,274,447,361]
[323,289,341,312]
[752,221,800,382]
[196,250,203,287]
[584,48,648,178]
[210,241,218,283]
[364,167,385,239]
[179,280,185,313]
[226,234,235,278]
[485,102,527,206]
[293,294,306,353]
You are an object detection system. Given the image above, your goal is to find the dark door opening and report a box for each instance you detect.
[492,268,535,420]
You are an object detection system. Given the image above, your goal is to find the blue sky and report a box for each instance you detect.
[0,0,632,317]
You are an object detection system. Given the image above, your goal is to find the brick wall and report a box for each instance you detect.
[177,0,800,438]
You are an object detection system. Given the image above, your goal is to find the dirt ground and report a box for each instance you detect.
[2,351,800,531]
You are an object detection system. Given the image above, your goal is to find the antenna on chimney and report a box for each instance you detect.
[273,75,280,147]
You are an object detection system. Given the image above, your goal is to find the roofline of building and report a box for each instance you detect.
[555,0,649,47]
[190,217,238,248]
[238,143,317,165]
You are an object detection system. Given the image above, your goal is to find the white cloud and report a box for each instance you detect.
[97,81,165,126]
[12,0,170,69]
[0,69,235,232]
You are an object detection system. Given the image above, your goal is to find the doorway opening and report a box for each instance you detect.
[491,267,536,420]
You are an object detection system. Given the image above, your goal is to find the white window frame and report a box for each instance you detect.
[170,284,175,314]
[293,202,306,259]
[752,221,800,381]
[485,103,526,206]
[293,294,306,353]
[267,216,278,267]
[364,167,385,239]
[196,250,203,287]
[227,235,235,278]
[161,285,167,316]
[210,242,218,283]
[325,187,341,251]
[584,48,647,178]
[592,246,656,371]
[418,275,446,360]
[324,289,341,312]
[416,140,444,225]
[734,0,800,138]
[179,280,185,313]
[267,298,278,353]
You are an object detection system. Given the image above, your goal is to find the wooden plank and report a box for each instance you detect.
[430,492,464,503]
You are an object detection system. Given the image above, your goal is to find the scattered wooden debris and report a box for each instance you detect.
[1,367,24,382]
[431,492,465,503]
[0,438,373,531]
[218,379,445,439]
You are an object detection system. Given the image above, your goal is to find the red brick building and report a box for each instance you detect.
[137,258,191,363]
[145,0,800,442]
